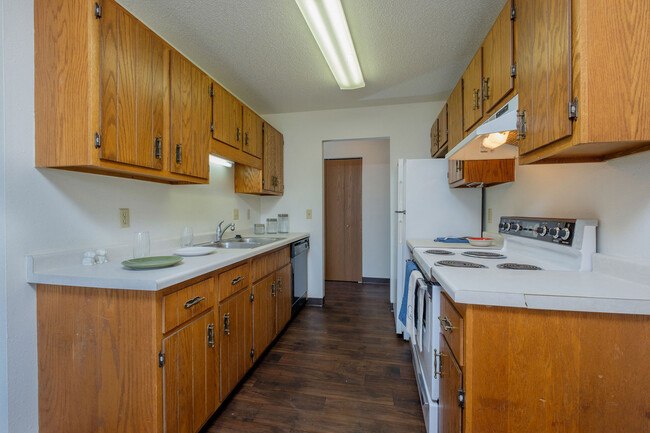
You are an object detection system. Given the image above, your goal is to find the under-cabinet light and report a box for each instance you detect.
[482,132,510,150]
[295,0,365,90]
[209,155,233,167]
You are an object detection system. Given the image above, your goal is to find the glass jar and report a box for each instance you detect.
[278,214,289,233]
[254,224,265,235]
[266,218,278,234]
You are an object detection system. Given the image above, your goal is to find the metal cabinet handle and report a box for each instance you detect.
[438,315,455,332]
[483,77,490,101]
[175,144,182,164]
[207,323,215,347]
[231,276,244,285]
[271,282,276,297]
[236,127,240,142]
[434,349,443,379]
[154,137,162,159]
[183,296,205,309]
[223,313,230,335]
[277,278,282,293]
[517,110,527,140]
[245,132,249,146]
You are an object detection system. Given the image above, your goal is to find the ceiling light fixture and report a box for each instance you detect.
[295,0,365,90]
[209,155,233,167]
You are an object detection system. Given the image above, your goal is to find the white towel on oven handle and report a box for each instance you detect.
[416,279,425,350]
[405,269,422,343]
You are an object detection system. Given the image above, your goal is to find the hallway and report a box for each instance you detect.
[203,281,426,433]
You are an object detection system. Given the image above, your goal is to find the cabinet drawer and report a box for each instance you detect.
[218,263,250,302]
[252,252,276,282]
[275,246,290,269]
[163,277,213,333]
[439,292,464,365]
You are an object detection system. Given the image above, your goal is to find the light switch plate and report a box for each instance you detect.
[306,209,312,219]
[119,208,130,228]
[233,208,239,220]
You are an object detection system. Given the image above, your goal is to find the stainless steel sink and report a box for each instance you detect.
[199,237,283,249]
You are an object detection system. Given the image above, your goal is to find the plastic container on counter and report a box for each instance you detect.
[266,218,278,234]
[278,214,289,233]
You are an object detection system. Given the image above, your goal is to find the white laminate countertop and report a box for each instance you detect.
[26,233,309,291]
[413,249,650,315]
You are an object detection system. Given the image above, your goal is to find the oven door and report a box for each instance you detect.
[410,276,441,432]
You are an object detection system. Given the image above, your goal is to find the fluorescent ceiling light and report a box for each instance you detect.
[209,155,233,167]
[295,0,365,90]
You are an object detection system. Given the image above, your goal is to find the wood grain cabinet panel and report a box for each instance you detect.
[219,287,252,401]
[517,0,650,163]
[218,263,250,302]
[242,106,263,158]
[462,48,484,132]
[482,0,514,113]
[447,79,464,151]
[439,335,463,433]
[275,263,292,334]
[252,274,276,360]
[35,0,208,184]
[234,122,285,196]
[448,159,514,188]
[430,104,449,158]
[163,277,213,333]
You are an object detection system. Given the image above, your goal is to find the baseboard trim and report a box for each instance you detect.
[306,297,325,307]
[362,277,390,285]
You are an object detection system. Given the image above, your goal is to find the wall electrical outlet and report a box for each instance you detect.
[119,208,130,228]
[487,208,493,224]
[247,209,250,220]
[233,208,239,220]
[306,209,312,219]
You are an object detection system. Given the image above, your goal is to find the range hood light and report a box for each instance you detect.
[482,132,510,150]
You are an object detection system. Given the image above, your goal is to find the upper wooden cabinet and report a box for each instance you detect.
[169,51,211,180]
[431,104,449,158]
[210,82,262,169]
[462,48,483,132]
[482,0,515,113]
[447,79,464,151]
[448,159,514,188]
[34,0,208,184]
[517,0,650,163]
[234,122,284,196]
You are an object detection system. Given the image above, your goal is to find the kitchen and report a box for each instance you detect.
[1,0,650,432]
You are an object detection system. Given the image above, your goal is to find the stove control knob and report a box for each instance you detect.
[512,223,521,232]
[503,222,512,231]
[535,225,548,236]
[549,227,561,239]
[559,227,571,241]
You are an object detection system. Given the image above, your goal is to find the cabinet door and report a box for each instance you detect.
[439,335,463,433]
[163,311,217,433]
[263,123,284,193]
[219,287,252,401]
[212,82,243,150]
[447,79,464,151]
[242,106,263,159]
[100,0,166,170]
[170,52,210,179]
[430,119,439,157]
[275,264,292,334]
[462,48,483,132]
[252,274,276,360]
[482,0,514,113]
[517,0,572,155]
[438,104,448,149]
[448,160,464,185]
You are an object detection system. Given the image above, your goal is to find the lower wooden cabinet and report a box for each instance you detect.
[448,159,514,188]
[163,310,218,433]
[439,292,650,433]
[252,274,276,362]
[275,263,292,333]
[219,286,252,400]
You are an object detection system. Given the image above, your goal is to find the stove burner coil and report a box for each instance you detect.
[462,251,507,259]
[497,263,543,270]
[435,260,487,269]
[425,249,454,255]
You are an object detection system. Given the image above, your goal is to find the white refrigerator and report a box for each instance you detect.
[393,158,482,336]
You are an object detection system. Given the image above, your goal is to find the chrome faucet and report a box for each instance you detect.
[216,220,235,242]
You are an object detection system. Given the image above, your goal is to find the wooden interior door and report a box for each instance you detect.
[324,158,362,282]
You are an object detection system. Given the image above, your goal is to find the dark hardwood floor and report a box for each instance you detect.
[203,281,426,433]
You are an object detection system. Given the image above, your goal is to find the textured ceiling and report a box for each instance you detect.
[118,0,507,115]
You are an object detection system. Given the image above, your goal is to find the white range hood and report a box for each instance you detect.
[446,94,519,161]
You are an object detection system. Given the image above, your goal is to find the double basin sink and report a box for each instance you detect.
[199,237,283,249]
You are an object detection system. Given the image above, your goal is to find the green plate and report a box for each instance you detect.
[121,255,183,270]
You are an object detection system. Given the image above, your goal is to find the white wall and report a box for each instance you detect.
[0,1,262,430]
[261,101,441,300]
[323,138,391,279]
[485,151,650,259]
[0,0,8,430]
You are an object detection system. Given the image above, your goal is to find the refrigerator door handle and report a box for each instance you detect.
[395,210,406,214]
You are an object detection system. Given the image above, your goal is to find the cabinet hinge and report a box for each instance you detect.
[250,348,255,359]
[250,293,254,302]
[458,388,465,408]
[510,5,516,20]
[158,351,165,367]
[210,122,214,132]
[95,2,102,18]
[94,132,101,149]
[568,97,578,121]
[510,63,517,78]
